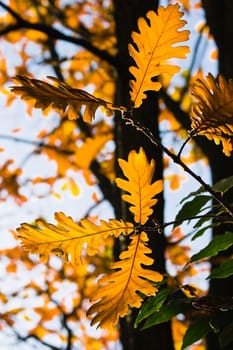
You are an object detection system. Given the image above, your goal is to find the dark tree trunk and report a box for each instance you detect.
[200,0,233,181]
[112,1,174,349]
[200,2,233,349]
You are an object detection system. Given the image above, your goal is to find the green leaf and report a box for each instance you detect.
[181,317,211,350]
[208,259,233,279]
[193,210,213,228]
[191,232,233,263]
[191,225,213,241]
[213,175,233,194]
[142,301,190,329]
[135,288,171,327]
[174,195,211,227]
[180,186,204,204]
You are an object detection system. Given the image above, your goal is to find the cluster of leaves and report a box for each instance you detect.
[0,242,118,349]
[1,1,233,350]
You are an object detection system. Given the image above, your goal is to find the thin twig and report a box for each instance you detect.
[0,134,73,154]
[177,135,192,158]
[0,1,117,66]
[122,112,233,217]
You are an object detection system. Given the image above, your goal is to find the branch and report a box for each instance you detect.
[0,1,117,66]
[122,112,233,217]
[0,132,115,206]
[50,297,73,350]
[163,214,228,228]
[0,134,73,155]
[13,330,61,350]
[159,89,232,165]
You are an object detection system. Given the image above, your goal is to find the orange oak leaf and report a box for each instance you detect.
[116,148,163,225]
[10,76,126,122]
[129,4,190,108]
[190,73,233,156]
[87,231,163,328]
[16,212,134,264]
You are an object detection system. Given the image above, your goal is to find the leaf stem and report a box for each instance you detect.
[177,135,191,159]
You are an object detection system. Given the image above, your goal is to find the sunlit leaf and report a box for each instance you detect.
[0,159,27,205]
[74,133,112,169]
[16,212,134,264]
[87,231,163,328]
[129,4,190,108]
[116,148,163,225]
[10,76,126,122]
[190,73,233,156]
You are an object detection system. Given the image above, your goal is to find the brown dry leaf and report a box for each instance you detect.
[190,73,233,156]
[11,76,126,122]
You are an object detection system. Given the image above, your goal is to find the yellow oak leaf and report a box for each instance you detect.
[128,4,190,108]
[116,148,163,225]
[10,76,126,122]
[190,73,233,156]
[87,231,163,328]
[16,212,134,264]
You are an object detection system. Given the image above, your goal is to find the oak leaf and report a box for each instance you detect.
[87,231,163,328]
[16,212,134,264]
[190,73,233,156]
[10,76,126,122]
[116,148,163,225]
[128,4,190,108]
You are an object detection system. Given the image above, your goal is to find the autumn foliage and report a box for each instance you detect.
[0,1,233,350]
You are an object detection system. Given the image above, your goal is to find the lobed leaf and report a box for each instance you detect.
[16,212,134,264]
[128,4,190,108]
[87,231,163,328]
[10,75,126,122]
[116,148,163,225]
[190,73,233,156]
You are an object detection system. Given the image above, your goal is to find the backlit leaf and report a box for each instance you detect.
[16,212,134,264]
[213,175,233,194]
[10,76,126,122]
[116,148,163,225]
[174,195,211,227]
[190,231,233,263]
[190,73,233,156]
[142,300,190,329]
[135,287,171,327]
[87,231,163,328]
[129,4,190,108]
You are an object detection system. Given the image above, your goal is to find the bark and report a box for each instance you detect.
[113,1,174,349]
[200,2,233,349]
